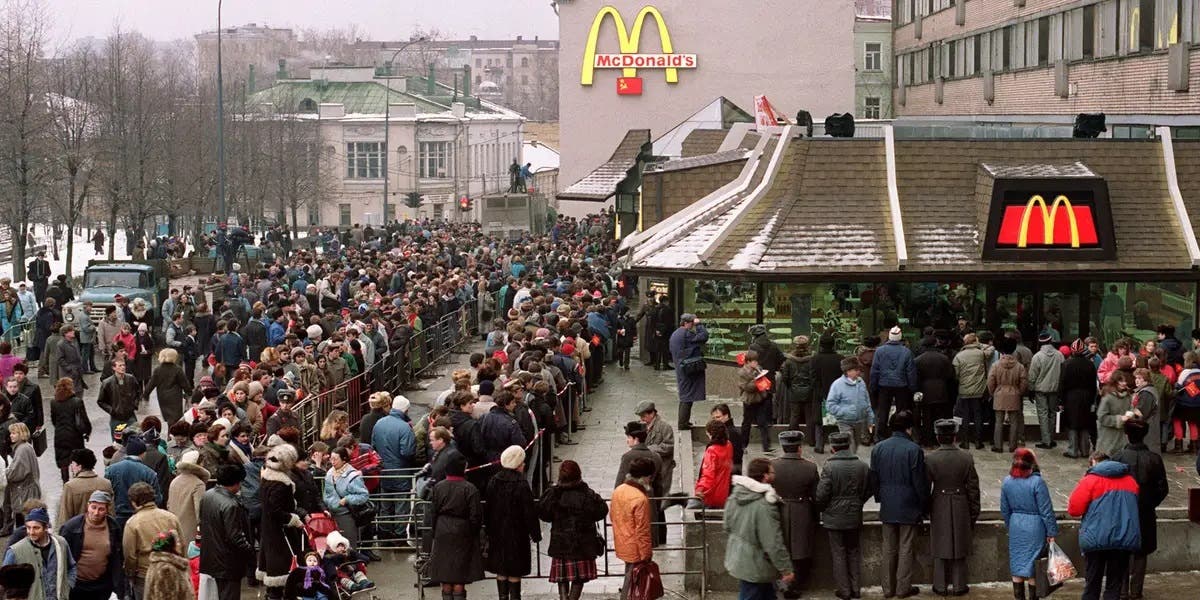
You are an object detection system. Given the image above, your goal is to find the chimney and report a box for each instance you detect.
[427,63,436,95]
[516,35,523,41]
[451,102,466,118]
[470,35,478,41]
[462,65,471,97]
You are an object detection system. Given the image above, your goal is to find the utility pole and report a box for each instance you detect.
[382,37,428,224]
[216,0,227,223]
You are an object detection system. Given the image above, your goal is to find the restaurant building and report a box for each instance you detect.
[620,125,1200,360]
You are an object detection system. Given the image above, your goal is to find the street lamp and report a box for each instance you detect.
[382,37,428,226]
[216,0,227,223]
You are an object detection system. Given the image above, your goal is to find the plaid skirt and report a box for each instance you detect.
[549,558,598,583]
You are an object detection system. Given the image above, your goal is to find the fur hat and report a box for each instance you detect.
[305,325,323,341]
[180,450,200,466]
[266,443,298,470]
[392,395,410,413]
[326,530,351,552]
[500,445,525,470]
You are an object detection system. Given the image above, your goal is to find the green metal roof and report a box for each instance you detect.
[249,80,472,115]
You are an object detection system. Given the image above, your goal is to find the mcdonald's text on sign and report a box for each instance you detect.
[581,5,697,95]
[996,194,1100,248]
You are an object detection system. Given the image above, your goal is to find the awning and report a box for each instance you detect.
[557,129,651,202]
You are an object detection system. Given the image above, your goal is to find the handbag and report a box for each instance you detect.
[348,499,376,526]
[628,560,664,600]
[31,427,46,457]
[679,356,706,376]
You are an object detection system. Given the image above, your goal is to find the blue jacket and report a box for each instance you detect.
[104,457,161,519]
[371,411,416,492]
[826,376,875,425]
[322,466,370,516]
[586,312,610,340]
[217,331,246,366]
[478,405,527,463]
[267,321,286,347]
[1068,460,1141,553]
[870,432,929,525]
[1000,474,1059,578]
[869,341,917,391]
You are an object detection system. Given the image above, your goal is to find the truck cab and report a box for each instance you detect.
[78,260,168,324]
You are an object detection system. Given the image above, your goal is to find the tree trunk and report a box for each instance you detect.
[10,223,26,282]
[107,204,118,260]
[65,230,74,283]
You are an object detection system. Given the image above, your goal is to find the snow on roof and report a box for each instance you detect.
[522,141,559,172]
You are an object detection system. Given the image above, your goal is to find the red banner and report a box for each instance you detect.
[617,77,643,95]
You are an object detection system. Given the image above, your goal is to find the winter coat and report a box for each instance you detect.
[50,395,90,469]
[737,364,766,406]
[925,445,981,559]
[1096,390,1132,456]
[240,319,268,363]
[1131,385,1162,453]
[645,416,676,492]
[56,339,84,391]
[815,449,876,530]
[1028,345,1064,393]
[722,476,793,583]
[146,362,191,427]
[59,513,123,591]
[1098,352,1121,385]
[1000,474,1058,578]
[57,471,112,522]
[771,454,819,560]
[484,468,541,576]
[812,345,845,404]
[167,461,209,541]
[1059,355,1099,431]
[200,485,255,582]
[2,532,74,600]
[1067,460,1142,553]
[779,354,814,405]
[952,342,991,398]
[748,335,785,374]
[104,457,159,520]
[695,441,733,508]
[358,408,387,447]
[614,444,664,496]
[826,375,874,425]
[370,411,416,491]
[97,373,140,422]
[915,348,956,405]
[611,480,653,564]
[216,331,246,367]
[988,354,1028,411]
[144,551,192,600]
[669,325,708,404]
[123,503,182,578]
[4,441,41,512]
[322,465,369,517]
[869,432,928,525]
[1112,443,1168,554]
[478,405,526,464]
[869,340,917,391]
[257,464,303,587]
[538,480,608,560]
[428,477,485,584]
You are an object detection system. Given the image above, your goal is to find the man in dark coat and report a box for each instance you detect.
[771,430,819,599]
[1059,340,1099,458]
[200,463,255,600]
[869,410,928,599]
[614,422,663,495]
[812,335,844,444]
[60,490,124,599]
[652,296,675,370]
[26,251,50,304]
[669,313,707,430]
[815,431,877,600]
[748,323,786,424]
[240,310,268,364]
[1113,419,1168,600]
[915,339,957,447]
[56,326,85,392]
[780,337,820,452]
[925,419,981,595]
[31,298,59,362]
[635,291,659,366]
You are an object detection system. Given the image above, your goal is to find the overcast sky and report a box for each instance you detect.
[44,0,560,47]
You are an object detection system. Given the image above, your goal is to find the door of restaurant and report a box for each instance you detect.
[988,282,1089,350]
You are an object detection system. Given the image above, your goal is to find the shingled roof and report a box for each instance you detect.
[558,129,651,201]
[626,133,1200,278]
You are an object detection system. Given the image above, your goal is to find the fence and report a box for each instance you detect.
[1,320,37,358]
[291,299,480,449]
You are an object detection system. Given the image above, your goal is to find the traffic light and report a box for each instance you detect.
[459,196,473,211]
[404,192,423,209]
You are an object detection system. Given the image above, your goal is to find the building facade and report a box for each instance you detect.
[248,66,523,227]
[556,0,859,204]
[892,0,1200,134]
[351,36,560,121]
[196,23,299,92]
[857,0,896,119]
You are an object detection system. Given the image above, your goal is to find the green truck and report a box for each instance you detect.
[76,260,169,324]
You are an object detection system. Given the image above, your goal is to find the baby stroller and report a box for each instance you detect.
[286,513,378,600]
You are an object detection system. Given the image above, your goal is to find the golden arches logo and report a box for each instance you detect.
[1017,195,1080,248]
[581,6,678,86]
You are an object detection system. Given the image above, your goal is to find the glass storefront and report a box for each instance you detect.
[682,278,758,360]
[1089,282,1197,349]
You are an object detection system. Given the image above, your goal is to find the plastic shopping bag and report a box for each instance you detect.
[1046,541,1077,586]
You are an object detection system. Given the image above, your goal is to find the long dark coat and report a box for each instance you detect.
[484,468,541,576]
[56,339,85,391]
[33,306,56,349]
[1112,443,1169,554]
[1059,355,1098,430]
[924,445,981,559]
[257,467,303,587]
[670,325,708,404]
[538,480,609,560]
[49,395,90,469]
[146,362,191,426]
[915,349,956,405]
[771,454,819,560]
[428,477,485,584]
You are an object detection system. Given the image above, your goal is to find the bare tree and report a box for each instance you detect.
[255,91,330,236]
[46,42,100,277]
[156,40,217,246]
[0,0,52,281]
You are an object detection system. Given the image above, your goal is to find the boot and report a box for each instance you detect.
[1012,582,1026,600]
[453,592,467,600]
[496,579,510,600]
[1172,439,1184,454]
[509,580,522,600]
[1028,583,1039,600]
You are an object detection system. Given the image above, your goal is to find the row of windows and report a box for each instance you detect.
[897,0,1200,86]
[345,141,455,180]
[474,56,531,68]
[473,74,533,85]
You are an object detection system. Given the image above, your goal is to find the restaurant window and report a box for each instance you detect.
[864,42,882,71]
[764,283,878,356]
[1089,282,1196,350]
[864,97,881,119]
[683,278,759,360]
[338,203,351,227]
[345,142,383,179]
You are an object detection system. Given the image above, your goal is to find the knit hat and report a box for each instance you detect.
[392,395,411,413]
[500,445,526,470]
[889,326,902,342]
[561,342,575,355]
[198,375,216,390]
[125,436,148,456]
[305,325,323,341]
[24,508,49,526]
[478,380,495,396]
[1038,332,1053,344]
[326,530,351,551]
[1070,338,1086,355]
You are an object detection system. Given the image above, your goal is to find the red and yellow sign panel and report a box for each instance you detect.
[617,77,643,95]
[996,195,1100,248]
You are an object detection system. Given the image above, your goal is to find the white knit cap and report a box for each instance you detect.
[306,324,323,341]
[889,326,902,342]
[326,530,351,551]
[392,395,410,414]
[500,445,526,470]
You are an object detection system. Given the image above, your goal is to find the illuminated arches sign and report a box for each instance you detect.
[982,176,1116,261]
[581,5,697,95]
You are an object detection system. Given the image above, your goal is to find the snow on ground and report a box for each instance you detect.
[0,227,133,283]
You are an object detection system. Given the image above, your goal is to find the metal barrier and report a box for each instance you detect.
[408,494,711,600]
[2,320,37,358]
[291,299,481,448]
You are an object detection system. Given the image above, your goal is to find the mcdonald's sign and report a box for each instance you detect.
[581,6,697,95]
[983,177,1116,261]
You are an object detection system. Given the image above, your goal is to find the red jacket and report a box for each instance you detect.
[695,441,733,508]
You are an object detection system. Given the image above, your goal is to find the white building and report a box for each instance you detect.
[249,65,524,226]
